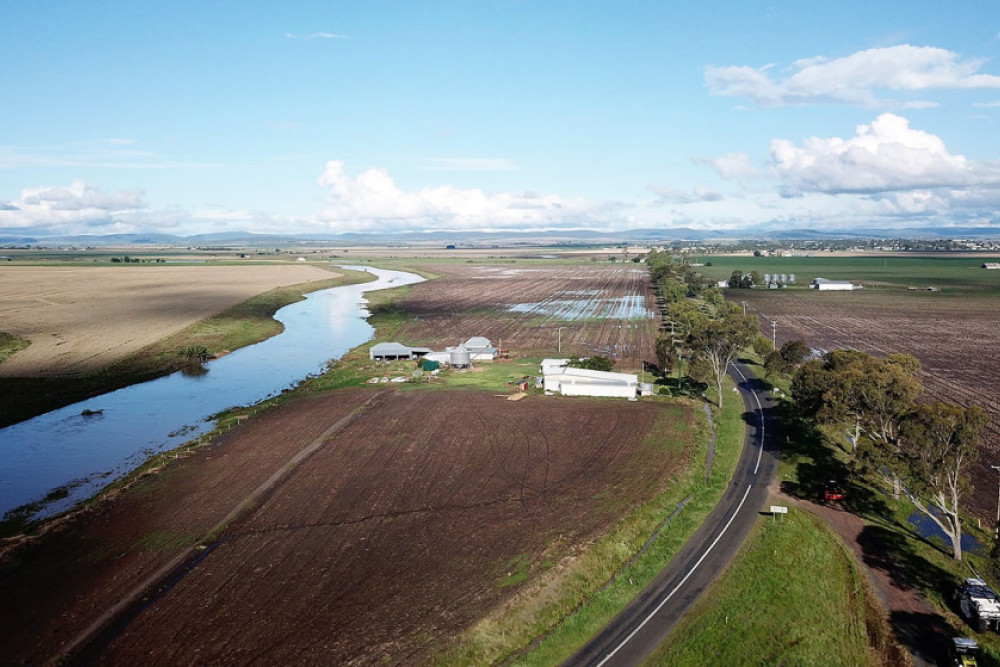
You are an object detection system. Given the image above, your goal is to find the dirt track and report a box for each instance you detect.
[0,388,693,665]
[0,264,336,377]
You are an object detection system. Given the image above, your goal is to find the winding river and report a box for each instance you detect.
[0,265,424,521]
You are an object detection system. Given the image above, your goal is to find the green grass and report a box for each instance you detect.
[0,332,31,365]
[0,268,375,428]
[646,507,884,666]
[692,255,1000,294]
[432,376,745,666]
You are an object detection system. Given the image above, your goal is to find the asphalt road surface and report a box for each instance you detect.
[566,360,781,667]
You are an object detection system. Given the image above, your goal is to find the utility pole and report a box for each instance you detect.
[771,320,777,349]
[557,327,565,355]
[992,464,1000,536]
[740,300,748,316]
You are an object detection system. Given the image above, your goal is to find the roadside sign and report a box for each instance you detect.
[770,506,787,514]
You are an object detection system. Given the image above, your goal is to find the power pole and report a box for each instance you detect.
[740,300,748,316]
[771,320,777,349]
[992,464,1000,536]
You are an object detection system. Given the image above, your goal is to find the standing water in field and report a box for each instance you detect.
[0,266,423,522]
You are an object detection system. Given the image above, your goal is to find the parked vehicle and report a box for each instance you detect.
[956,578,1000,632]
[823,480,845,502]
[951,637,980,667]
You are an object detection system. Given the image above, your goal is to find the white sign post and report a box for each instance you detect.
[770,505,788,521]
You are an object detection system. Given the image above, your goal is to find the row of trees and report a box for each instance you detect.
[647,251,759,409]
[792,350,985,561]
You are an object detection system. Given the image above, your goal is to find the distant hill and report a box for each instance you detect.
[6,225,1000,247]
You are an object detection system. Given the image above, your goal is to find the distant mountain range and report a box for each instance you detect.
[3,225,1000,247]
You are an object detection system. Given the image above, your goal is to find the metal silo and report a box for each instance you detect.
[450,345,471,368]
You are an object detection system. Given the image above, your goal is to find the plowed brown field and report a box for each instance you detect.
[394,263,658,369]
[1,389,693,665]
[739,288,1000,519]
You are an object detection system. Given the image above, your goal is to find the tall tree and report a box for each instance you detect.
[686,312,759,409]
[899,403,985,560]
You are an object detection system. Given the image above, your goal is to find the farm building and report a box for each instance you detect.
[811,277,855,291]
[542,361,639,398]
[462,336,498,361]
[983,263,1000,270]
[369,342,432,362]
[540,358,571,376]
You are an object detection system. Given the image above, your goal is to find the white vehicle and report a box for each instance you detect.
[957,578,1000,632]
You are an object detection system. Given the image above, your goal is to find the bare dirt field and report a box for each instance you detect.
[394,263,658,369]
[740,288,1000,519]
[0,264,337,377]
[0,388,693,665]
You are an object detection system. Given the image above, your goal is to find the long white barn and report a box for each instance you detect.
[541,361,638,399]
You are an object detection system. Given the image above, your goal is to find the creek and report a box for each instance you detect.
[0,266,423,521]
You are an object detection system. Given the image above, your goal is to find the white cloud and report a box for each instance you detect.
[696,152,761,180]
[974,100,1000,108]
[771,113,1000,195]
[706,44,1000,108]
[315,160,622,232]
[0,181,147,233]
[648,184,724,205]
[285,32,349,40]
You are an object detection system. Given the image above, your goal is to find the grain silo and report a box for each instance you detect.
[450,345,471,368]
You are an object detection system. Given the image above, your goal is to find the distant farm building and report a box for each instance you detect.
[983,263,1000,270]
[369,342,432,361]
[811,277,856,291]
[540,360,638,398]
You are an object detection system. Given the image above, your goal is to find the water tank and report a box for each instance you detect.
[789,274,796,284]
[450,345,471,367]
[780,274,788,284]
[763,273,771,284]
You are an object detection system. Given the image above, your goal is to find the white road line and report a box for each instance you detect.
[595,483,754,667]
[732,364,765,475]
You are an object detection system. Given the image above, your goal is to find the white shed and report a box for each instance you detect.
[811,277,855,291]
[543,367,638,399]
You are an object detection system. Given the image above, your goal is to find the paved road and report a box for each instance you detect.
[566,361,781,667]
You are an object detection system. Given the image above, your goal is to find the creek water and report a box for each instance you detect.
[0,265,423,521]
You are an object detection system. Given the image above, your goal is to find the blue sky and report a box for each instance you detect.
[3,1,1000,237]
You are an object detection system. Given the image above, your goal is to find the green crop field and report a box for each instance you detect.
[692,254,1000,293]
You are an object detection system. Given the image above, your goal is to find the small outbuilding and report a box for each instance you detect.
[811,277,855,291]
[983,263,1000,270]
[369,342,417,361]
[542,364,639,399]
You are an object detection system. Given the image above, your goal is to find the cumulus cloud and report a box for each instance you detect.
[315,160,622,232]
[648,184,723,205]
[0,181,147,233]
[695,152,761,180]
[706,45,1000,108]
[771,113,1000,195]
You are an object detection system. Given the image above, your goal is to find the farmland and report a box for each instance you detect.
[698,255,1000,520]
[0,264,340,377]
[391,262,658,369]
[0,388,696,665]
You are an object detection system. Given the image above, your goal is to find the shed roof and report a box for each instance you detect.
[465,336,492,349]
[370,342,413,355]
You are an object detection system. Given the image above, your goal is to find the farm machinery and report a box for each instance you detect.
[956,578,1000,632]
[823,480,845,502]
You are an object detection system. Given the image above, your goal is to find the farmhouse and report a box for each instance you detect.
[983,263,1000,270]
[811,277,855,291]
[541,360,638,398]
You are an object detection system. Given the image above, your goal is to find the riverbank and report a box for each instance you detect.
[0,266,375,428]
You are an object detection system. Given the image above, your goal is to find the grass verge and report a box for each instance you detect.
[647,503,889,666]
[432,377,746,666]
[0,268,375,428]
[0,332,31,366]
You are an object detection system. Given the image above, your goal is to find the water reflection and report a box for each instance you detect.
[0,266,423,520]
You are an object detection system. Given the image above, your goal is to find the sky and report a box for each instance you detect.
[3,1,1000,238]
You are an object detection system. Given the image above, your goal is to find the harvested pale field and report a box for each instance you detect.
[738,288,1000,519]
[0,265,337,377]
[394,263,658,369]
